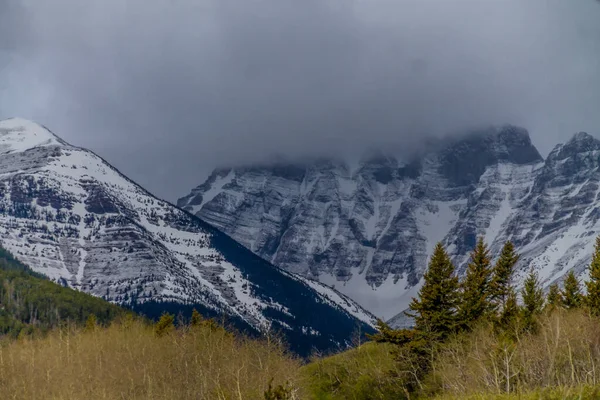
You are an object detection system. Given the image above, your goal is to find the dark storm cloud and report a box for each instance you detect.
[1,0,600,199]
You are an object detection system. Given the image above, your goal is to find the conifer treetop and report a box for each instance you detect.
[586,236,600,315]
[546,283,563,311]
[521,268,545,332]
[458,237,493,329]
[408,242,459,341]
[562,270,582,310]
[490,241,520,316]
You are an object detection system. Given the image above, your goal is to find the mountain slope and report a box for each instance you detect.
[0,246,124,337]
[178,126,600,321]
[0,118,376,354]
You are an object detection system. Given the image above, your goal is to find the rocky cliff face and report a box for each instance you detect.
[0,118,376,355]
[179,126,600,320]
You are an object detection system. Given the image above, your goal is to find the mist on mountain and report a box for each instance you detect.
[1,0,599,200]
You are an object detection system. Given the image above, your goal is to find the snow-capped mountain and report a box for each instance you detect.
[0,118,376,354]
[179,125,600,322]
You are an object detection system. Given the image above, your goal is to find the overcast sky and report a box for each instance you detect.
[1,0,600,200]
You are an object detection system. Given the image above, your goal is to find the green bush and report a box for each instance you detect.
[301,342,408,400]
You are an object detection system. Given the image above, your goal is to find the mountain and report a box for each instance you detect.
[0,118,376,354]
[0,245,124,337]
[179,125,600,322]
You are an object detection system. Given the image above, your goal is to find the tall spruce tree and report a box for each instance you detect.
[407,242,459,342]
[490,241,520,315]
[190,308,203,327]
[562,271,582,309]
[458,237,493,330]
[521,268,545,332]
[586,236,600,316]
[499,288,520,333]
[545,283,563,311]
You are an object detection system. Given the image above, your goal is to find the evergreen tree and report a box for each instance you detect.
[407,242,459,342]
[586,236,600,316]
[545,283,563,311]
[490,241,520,315]
[499,289,520,334]
[154,313,175,337]
[521,268,544,332]
[190,308,203,327]
[562,271,582,309]
[368,320,419,346]
[457,237,493,329]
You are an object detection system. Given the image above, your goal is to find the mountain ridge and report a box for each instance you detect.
[179,126,600,322]
[0,117,376,355]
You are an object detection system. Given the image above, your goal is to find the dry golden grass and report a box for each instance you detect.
[0,318,302,400]
[431,309,600,397]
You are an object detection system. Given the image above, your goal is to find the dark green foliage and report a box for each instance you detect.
[368,320,430,367]
[499,289,520,331]
[562,271,582,309]
[368,320,417,346]
[371,243,460,395]
[546,283,563,311]
[521,268,545,332]
[490,241,519,316]
[0,247,123,338]
[264,379,292,400]
[190,308,203,327]
[154,313,175,337]
[586,236,600,316]
[407,242,459,342]
[0,248,46,278]
[458,237,493,329]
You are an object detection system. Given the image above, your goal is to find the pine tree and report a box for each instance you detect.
[545,283,563,311]
[457,237,493,330]
[154,313,175,337]
[407,242,459,342]
[490,241,520,315]
[521,268,544,332]
[499,288,520,334]
[586,236,600,316]
[562,271,582,309]
[190,308,203,327]
[368,320,420,346]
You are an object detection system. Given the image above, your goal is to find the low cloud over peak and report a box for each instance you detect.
[1,0,599,199]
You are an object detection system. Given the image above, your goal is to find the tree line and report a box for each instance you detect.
[371,236,600,392]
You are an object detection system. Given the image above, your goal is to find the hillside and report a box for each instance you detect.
[0,246,123,338]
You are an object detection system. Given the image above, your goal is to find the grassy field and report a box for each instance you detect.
[0,318,302,400]
[434,386,600,400]
[1,242,599,399]
[299,309,600,399]
[0,313,599,399]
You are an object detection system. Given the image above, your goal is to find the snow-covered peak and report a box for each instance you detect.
[568,131,596,143]
[549,131,600,162]
[0,118,64,155]
[0,118,376,354]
